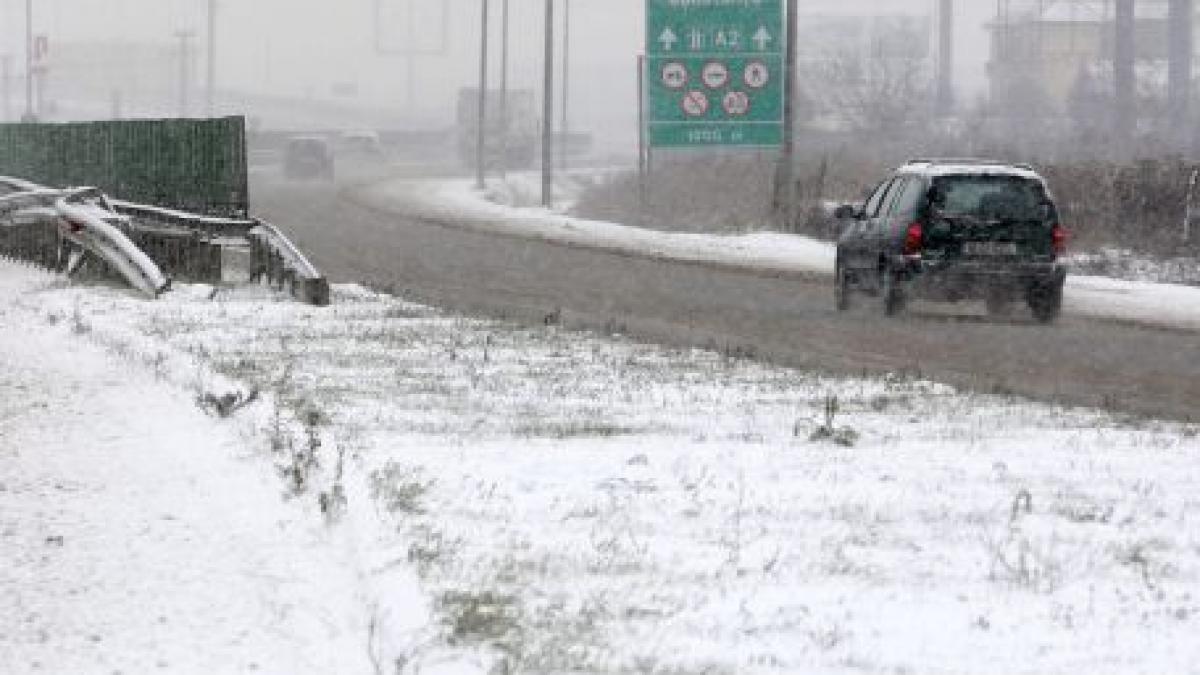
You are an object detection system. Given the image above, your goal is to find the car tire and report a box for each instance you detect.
[881,265,906,317]
[835,260,852,311]
[1028,280,1063,324]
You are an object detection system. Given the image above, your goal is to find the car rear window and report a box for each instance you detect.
[933,175,1046,221]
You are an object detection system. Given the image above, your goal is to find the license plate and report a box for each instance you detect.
[963,241,1018,256]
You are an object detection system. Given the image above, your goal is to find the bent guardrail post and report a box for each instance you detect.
[247,219,331,307]
[55,195,171,298]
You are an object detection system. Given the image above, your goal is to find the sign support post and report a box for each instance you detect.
[542,0,555,208]
[24,0,34,121]
[637,54,648,214]
[476,0,490,190]
[773,0,797,224]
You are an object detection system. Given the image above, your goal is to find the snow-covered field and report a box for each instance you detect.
[4,252,1200,673]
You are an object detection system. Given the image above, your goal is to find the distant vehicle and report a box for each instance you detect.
[833,159,1068,323]
[339,130,384,159]
[456,88,538,169]
[283,136,335,181]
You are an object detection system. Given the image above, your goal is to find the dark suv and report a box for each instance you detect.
[283,136,335,181]
[834,159,1068,323]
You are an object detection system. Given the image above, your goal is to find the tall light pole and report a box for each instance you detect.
[2,55,11,122]
[206,0,216,117]
[541,0,555,207]
[500,0,510,178]
[1113,0,1135,153]
[476,0,490,190]
[1168,0,1193,145]
[559,0,570,172]
[24,0,34,121]
[936,0,954,117]
[176,30,196,118]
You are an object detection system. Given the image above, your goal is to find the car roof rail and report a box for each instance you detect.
[903,158,1039,172]
[905,158,1010,166]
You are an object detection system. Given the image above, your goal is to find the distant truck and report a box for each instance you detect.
[456,88,539,169]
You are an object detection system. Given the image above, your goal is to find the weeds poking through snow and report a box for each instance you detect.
[439,590,523,652]
[278,407,324,497]
[805,395,860,447]
[319,443,347,524]
[197,388,260,418]
[987,489,1066,593]
[371,463,434,515]
[70,301,90,335]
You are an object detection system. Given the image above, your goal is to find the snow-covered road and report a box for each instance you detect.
[359,176,1200,334]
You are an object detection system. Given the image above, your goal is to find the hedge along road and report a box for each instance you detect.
[251,171,1200,423]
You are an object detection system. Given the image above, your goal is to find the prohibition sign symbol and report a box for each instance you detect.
[701,61,730,89]
[743,60,770,89]
[681,90,710,117]
[723,91,751,116]
[661,61,688,90]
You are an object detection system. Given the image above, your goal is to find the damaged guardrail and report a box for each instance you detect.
[0,185,169,298]
[247,220,330,306]
[57,190,172,297]
[0,175,330,306]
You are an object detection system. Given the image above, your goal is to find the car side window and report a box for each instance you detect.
[891,177,926,217]
[862,178,894,218]
[871,177,907,218]
[881,177,911,216]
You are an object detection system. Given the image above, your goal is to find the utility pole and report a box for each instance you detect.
[1168,0,1193,146]
[542,0,555,207]
[476,0,490,190]
[500,0,510,178]
[24,0,34,121]
[936,0,954,117]
[559,0,570,172]
[406,0,416,109]
[176,30,196,118]
[1113,0,1135,154]
[773,0,798,220]
[2,55,11,122]
[206,0,216,117]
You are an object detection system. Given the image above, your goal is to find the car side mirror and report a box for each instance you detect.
[834,204,858,220]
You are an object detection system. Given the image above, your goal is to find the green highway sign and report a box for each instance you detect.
[646,0,784,148]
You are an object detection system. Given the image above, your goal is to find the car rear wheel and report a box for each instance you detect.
[835,261,852,311]
[1028,280,1063,324]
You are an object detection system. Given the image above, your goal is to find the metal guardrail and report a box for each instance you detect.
[0,176,330,306]
[113,201,330,305]
[247,220,331,306]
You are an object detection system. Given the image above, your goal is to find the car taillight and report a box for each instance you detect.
[1051,224,1068,256]
[903,222,923,255]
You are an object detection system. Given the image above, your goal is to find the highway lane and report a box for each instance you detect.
[252,172,1200,422]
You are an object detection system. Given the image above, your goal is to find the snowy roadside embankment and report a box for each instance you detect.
[357,176,837,277]
[0,267,374,674]
[357,176,1200,333]
[7,257,1200,673]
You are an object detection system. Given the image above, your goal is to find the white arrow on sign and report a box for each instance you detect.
[659,28,679,52]
[752,26,773,51]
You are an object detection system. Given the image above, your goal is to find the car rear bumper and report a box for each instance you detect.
[892,255,1066,298]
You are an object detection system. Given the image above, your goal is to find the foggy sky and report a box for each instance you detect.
[0,0,994,137]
